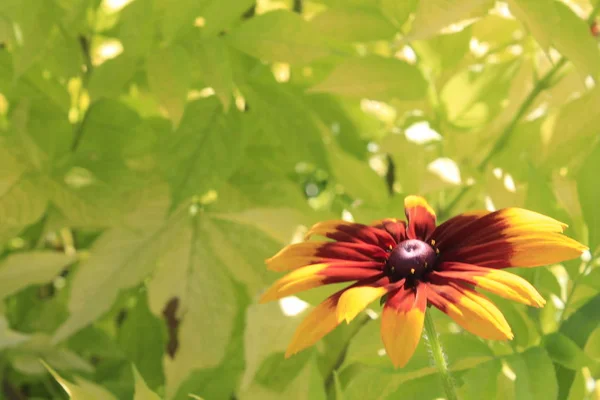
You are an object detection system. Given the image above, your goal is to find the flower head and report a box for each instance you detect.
[260,196,586,367]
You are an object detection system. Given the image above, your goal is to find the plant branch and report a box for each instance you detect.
[438,58,567,219]
[293,0,303,14]
[71,35,94,152]
[438,2,600,219]
[424,310,458,400]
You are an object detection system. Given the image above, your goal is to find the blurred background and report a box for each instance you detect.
[0,0,599,399]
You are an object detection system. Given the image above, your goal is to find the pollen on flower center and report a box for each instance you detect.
[385,239,437,282]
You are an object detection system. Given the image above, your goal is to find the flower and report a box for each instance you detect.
[260,196,587,367]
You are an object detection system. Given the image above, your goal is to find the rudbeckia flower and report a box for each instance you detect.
[260,196,586,367]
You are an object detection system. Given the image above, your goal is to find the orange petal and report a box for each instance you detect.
[260,262,383,302]
[371,218,407,244]
[437,208,586,268]
[436,208,568,251]
[431,210,488,247]
[404,196,436,241]
[427,282,513,341]
[432,263,545,307]
[306,220,395,248]
[381,283,427,368]
[445,232,586,269]
[266,241,387,271]
[285,293,341,357]
[337,283,388,323]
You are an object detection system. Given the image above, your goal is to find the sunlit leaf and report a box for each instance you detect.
[196,37,234,111]
[119,294,166,390]
[0,251,75,301]
[310,55,427,102]
[407,0,493,40]
[228,10,332,64]
[200,0,255,37]
[147,45,191,125]
[577,140,600,254]
[43,361,117,400]
[159,98,245,207]
[310,7,397,42]
[146,208,238,397]
[133,364,162,400]
[52,184,170,343]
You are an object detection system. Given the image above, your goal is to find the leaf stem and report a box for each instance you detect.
[424,310,458,400]
[438,57,567,219]
[439,0,600,219]
[71,35,94,152]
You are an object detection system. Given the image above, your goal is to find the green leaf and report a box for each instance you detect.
[552,2,600,79]
[9,0,60,76]
[504,347,558,400]
[88,54,138,101]
[406,0,493,40]
[329,147,388,205]
[52,184,170,343]
[202,216,281,293]
[196,37,234,111]
[0,176,48,243]
[160,98,245,207]
[171,281,248,400]
[154,0,203,43]
[118,0,155,59]
[310,7,397,42]
[228,10,332,64]
[0,251,75,301]
[12,334,93,375]
[459,359,502,400]
[240,77,328,170]
[544,86,600,165]
[507,0,556,49]
[441,60,521,127]
[147,45,191,125]
[118,293,166,390]
[75,100,142,157]
[577,140,600,254]
[379,0,418,28]
[211,207,313,244]
[309,55,427,102]
[0,316,30,350]
[412,28,472,74]
[43,360,118,400]
[146,209,238,397]
[509,1,600,78]
[240,358,326,400]
[133,365,162,400]
[544,332,593,370]
[240,301,308,391]
[200,0,255,37]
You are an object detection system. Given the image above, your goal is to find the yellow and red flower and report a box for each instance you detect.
[260,196,586,367]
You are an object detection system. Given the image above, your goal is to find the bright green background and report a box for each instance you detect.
[0,0,599,399]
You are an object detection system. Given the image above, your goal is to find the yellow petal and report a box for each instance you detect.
[285,295,340,357]
[380,285,427,368]
[473,269,545,307]
[448,289,513,341]
[337,285,387,323]
[260,264,328,303]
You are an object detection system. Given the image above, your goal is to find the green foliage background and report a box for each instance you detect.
[0,0,599,399]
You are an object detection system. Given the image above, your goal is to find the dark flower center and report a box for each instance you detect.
[385,239,437,282]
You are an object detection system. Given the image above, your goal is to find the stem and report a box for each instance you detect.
[438,58,567,219]
[439,0,600,219]
[71,35,94,151]
[424,310,458,400]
